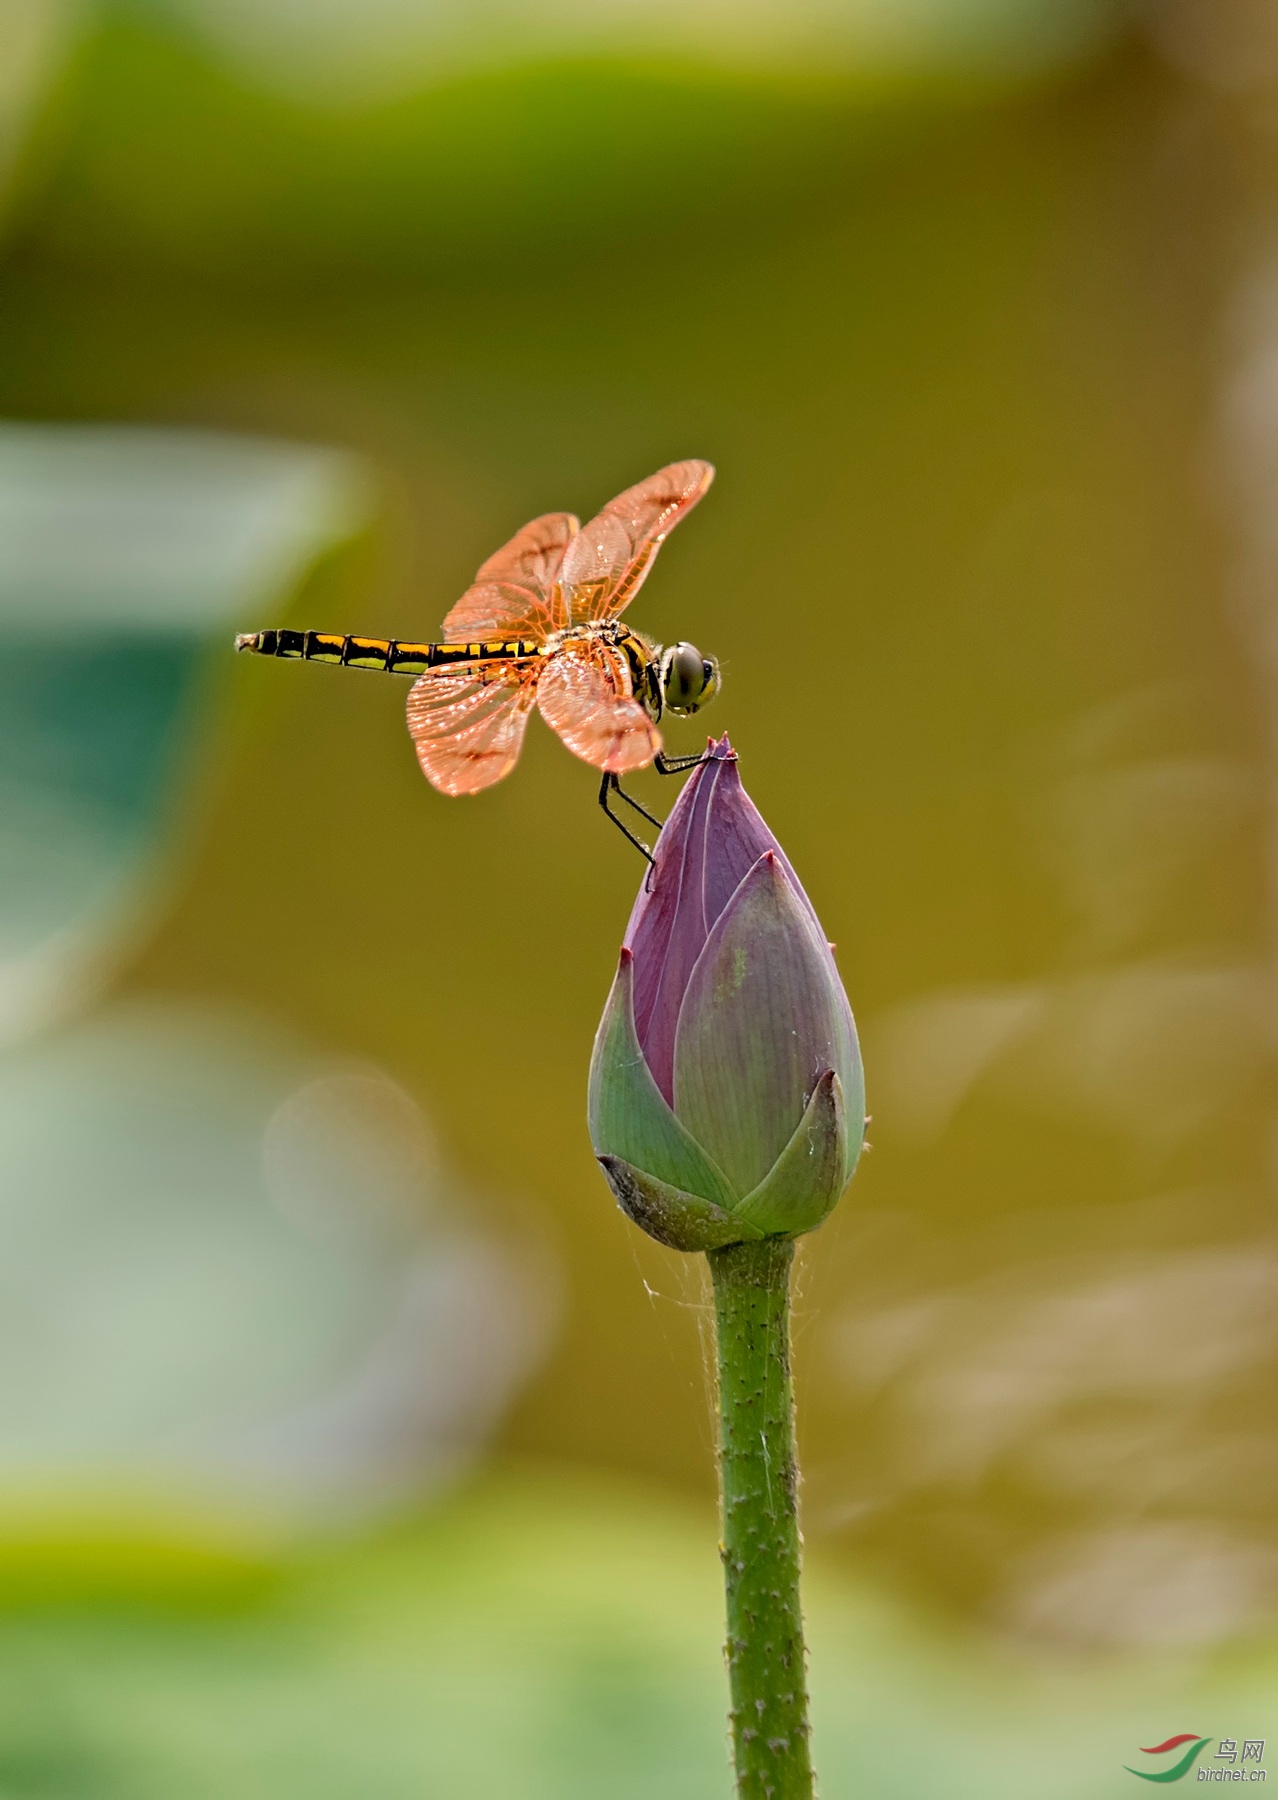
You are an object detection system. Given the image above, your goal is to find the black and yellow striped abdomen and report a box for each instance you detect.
[235,629,545,676]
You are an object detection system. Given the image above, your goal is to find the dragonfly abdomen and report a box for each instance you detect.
[235,630,544,675]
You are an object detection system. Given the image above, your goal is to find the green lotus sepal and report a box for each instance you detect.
[588,739,864,1252]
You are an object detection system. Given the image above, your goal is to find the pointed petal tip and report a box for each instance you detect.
[618,945,634,969]
[732,1065,847,1239]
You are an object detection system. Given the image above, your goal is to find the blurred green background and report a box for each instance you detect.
[2,0,1278,1791]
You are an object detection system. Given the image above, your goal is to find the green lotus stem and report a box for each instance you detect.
[709,1236,813,1800]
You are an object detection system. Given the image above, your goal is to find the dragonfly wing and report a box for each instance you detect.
[442,512,578,640]
[559,461,714,625]
[537,643,661,773]
[407,660,541,795]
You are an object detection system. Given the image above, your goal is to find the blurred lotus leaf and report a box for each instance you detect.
[153,0,1123,101]
[0,422,368,1043]
[0,1468,1268,1800]
[0,0,74,218]
[0,1000,554,1530]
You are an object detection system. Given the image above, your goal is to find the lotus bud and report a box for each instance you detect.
[588,736,865,1251]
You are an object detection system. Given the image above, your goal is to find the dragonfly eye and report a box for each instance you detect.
[663,641,719,714]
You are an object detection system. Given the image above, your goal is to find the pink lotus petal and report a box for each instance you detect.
[624,736,821,1104]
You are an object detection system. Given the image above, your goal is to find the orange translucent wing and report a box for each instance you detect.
[558,460,714,626]
[537,641,661,774]
[406,660,541,795]
[441,512,578,641]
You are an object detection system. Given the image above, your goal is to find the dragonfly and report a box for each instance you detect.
[235,459,720,860]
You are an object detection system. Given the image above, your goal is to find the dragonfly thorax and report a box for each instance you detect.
[546,620,718,724]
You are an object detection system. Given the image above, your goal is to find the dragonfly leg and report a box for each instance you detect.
[599,772,655,865]
[611,778,664,831]
[653,750,711,775]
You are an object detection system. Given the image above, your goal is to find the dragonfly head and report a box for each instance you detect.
[660,641,720,717]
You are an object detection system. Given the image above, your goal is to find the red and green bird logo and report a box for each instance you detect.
[1125,1735,1212,1783]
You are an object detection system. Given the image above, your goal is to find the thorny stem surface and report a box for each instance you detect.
[708,1237,814,1800]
